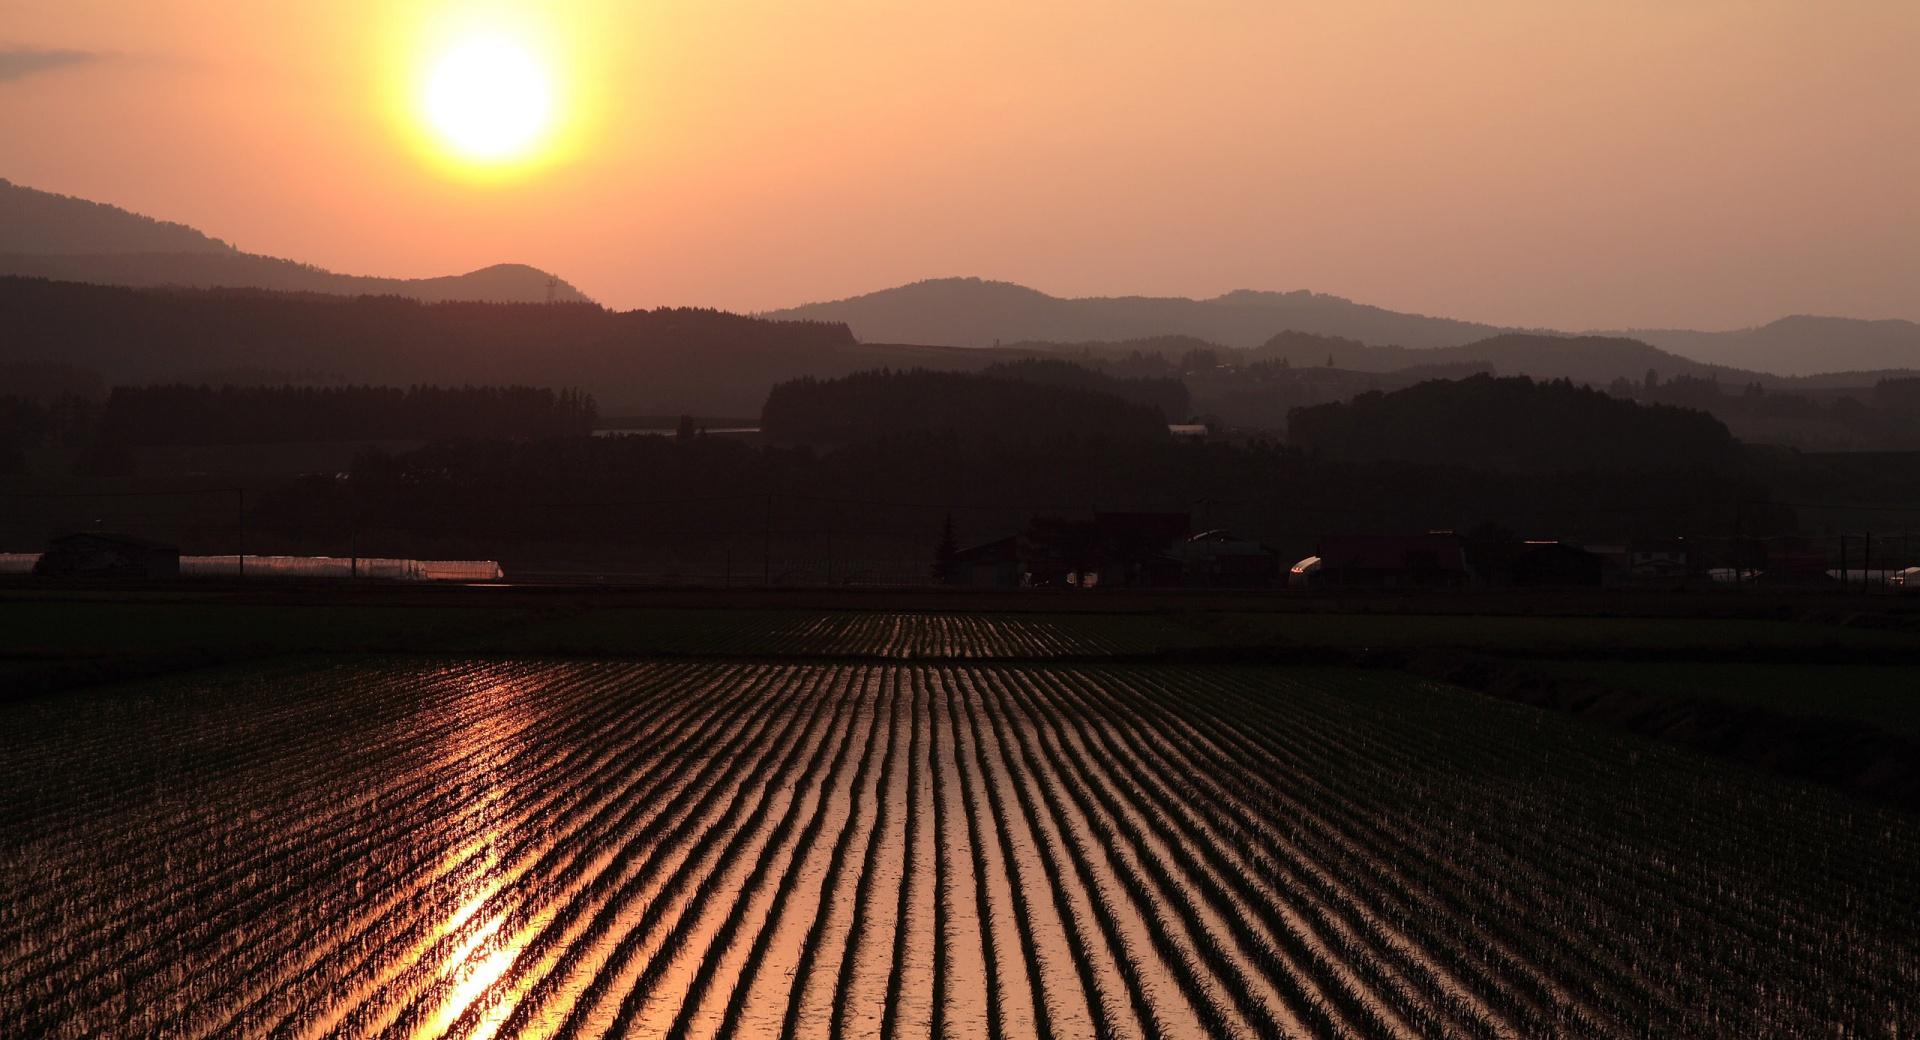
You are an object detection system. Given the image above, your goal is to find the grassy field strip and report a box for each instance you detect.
[3,658,1914,1038]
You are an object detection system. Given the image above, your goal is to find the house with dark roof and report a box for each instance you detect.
[1312,532,1473,589]
[33,533,180,579]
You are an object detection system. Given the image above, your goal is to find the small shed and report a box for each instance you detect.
[33,533,180,579]
[949,536,1023,588]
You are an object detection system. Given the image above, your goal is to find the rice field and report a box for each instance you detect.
[3,655,1916,1039]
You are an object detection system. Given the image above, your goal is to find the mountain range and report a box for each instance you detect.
[766,277,1920,377]
[8,177,1919,382]
[0,178,589,305]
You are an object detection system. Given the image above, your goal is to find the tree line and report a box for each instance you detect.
[97,384,598,446]
[1287,374,1737,472]
[760,368,1173,445]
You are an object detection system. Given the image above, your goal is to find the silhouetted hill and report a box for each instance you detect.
[0,177,235,254]
[977,359,1189,419]
[765,277,1506,349]
[1625,316,1920,376]
[772,277,1920,381]
[1256,331,1774,386]
[1288,374,1738,472]
[0,178,588,304]
[0,277,853,414]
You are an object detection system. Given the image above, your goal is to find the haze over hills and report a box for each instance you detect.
[768,277,1920,376]
[764,277,1511,351]
[0,276,922,415]
[7,178,1918,391]
[1619,317,1920,377]
[0,177,589,305]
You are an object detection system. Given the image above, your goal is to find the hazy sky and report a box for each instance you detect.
[2,1,1915,329]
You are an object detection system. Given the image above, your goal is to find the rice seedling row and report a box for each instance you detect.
[5,656,1913,1038]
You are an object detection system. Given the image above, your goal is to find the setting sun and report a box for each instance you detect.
[422,34,553,163]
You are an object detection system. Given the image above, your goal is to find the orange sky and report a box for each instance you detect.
[2,1,1915,329]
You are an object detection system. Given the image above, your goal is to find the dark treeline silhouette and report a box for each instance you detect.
[1288,374,1738,472]
[0,361,106,402]
[237,430,1784,567]
[978,358,1190,418]
[0,277,859,414]
[0,395,95,473]
[760,368,1172,445]
[97,384,598,446]
[1612,371,1920,451]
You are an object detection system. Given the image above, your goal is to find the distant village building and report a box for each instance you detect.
[1510,541,1605,587]
[1311,533,1473,589]
[33,533,180,580]
[1025,512,1189,588]
[1754,551,1835,587]
[1629,540,1690,581]
[1178,529,1279,587]
[948,536,1023,588]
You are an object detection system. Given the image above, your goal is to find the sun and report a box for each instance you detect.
[422,35,554,163]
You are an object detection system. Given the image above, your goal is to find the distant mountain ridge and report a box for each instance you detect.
[1,177,236,255]
[764,277,1509,351]
[1618,317,1920,377]
[767,277,1920,376]
[0,177,589,305]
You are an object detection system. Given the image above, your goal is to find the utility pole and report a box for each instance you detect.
[1735,498,1751,590]
[1864,531,1872,593]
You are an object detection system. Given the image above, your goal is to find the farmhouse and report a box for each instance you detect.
[948,536,1023,588]
[1629,539,1690,581]
[1178,529,1280,587]
[1312,532,1473,589]
[1026,512,1190,588]
[1510,541,1605,587]
[33,533,181,579]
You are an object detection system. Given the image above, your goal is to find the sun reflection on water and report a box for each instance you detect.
[404,674,546,1040]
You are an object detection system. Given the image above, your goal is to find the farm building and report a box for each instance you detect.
[1510,541,1605,587]
[1312,533,1473,589]
[1628,539,1691,581]
[1178,529,1280,587]
[33,533,180,579]
[1753,552,1836,587]
[947,536,1024,588]
[1026,512,1189,588]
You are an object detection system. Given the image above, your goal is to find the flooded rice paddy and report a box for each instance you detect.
[3,652,1916,1038]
